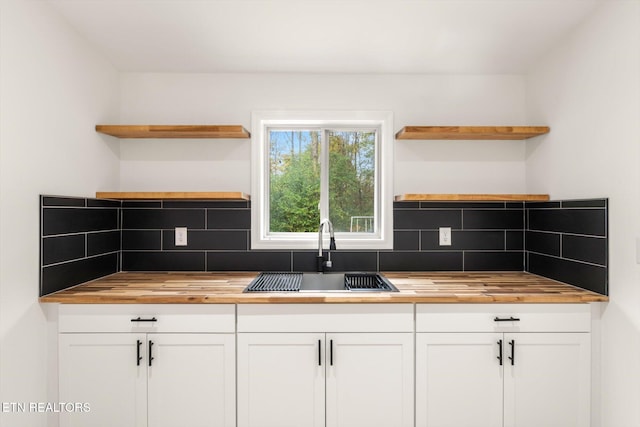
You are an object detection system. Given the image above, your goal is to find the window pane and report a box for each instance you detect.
[269,130,321,232]
[328,130,376,233]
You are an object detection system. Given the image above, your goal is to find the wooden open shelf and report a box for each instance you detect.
[96,192,250,201]
[395,126,550,140]
[395,194,550,202]
[95,125,251,139]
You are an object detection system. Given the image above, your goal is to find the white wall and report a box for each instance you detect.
[525,2,640,426]
[117,73,529,194]
[0,1,119,425]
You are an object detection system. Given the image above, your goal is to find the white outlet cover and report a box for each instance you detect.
[175,227,188,246]
[439,227,452,246]
[636,237,640,264]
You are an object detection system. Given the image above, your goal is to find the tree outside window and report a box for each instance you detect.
[268,129,376,234]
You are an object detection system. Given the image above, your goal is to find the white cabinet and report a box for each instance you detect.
[58,305,236,427]
[59,333,147,427]
[325,332,413,427]
[416,332,504,427]
[503,333,590,427]
[237,333,325,427]
[237,304,414,427]
[416,304,591,427]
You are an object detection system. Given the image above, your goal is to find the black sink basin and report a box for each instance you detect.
[243,272,398,293]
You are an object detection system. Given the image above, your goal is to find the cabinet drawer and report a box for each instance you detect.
[237,304,414,332]
[416,304,590,333]
[59,304,235,333]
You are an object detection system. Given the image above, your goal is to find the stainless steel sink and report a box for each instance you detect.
[243,272,398,293]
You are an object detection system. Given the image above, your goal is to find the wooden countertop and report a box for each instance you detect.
[38,272,608,304]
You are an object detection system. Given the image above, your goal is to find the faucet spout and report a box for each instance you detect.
[318,219,336,271]
[318,219,335,256]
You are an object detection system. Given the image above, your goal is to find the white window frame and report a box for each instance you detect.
[251,110,394,250]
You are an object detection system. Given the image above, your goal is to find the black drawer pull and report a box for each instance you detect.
[131,317,157,322]
[494,316,520,322]
[318,340,322,366]
[497,339,503,366]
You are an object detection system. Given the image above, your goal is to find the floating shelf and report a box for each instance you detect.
[395,126,550,140]
[96,192,250,201]
[95,125,251,139]
[395,194,550,202]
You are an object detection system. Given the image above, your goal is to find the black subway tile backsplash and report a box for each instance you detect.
[393,231,420,250]
[505,231,524,250]
[463,209,524,230]
[161,230,248,251]
[122,251,206,271]
[525,198,607,295]
[562,235,607,266]
[525,231,561,257]
[122,230,162,250]
[528,253,607,295]
[325,251,378,272]
[43,208,118,236]
[41,253,118,295]
[87,199,121,208]
[206,209,251,229]
[421,230,505,251]
[122,201,163,208]
[164,200,250,209]
[42,235,85,266]
[292,251,378,272]
[528,209,606,236]
[525,201,561,209]
[561,199,607,208]
[122,209,205,229]
[40,196,121,295]
[379,251,463,271]
[420,201,506,209]
[207,251,291,271]
[394,209,461,230]
[464,251,524,271]
[42,196,86,207]
[41,196,608,297]
[87,231,120,257]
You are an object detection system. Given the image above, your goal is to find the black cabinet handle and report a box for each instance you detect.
[148,340,154,367]
[131,317,157,323]
[494,316,520,322]
[508,340,515,366]
[318,340,322,366]
[330,339,333,366]
[136,340,143,366]
[497,339,503,366]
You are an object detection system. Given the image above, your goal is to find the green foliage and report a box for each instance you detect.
[270,148,320,232]
[269,130,375,233]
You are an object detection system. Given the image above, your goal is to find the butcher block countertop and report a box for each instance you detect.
[39,272,608,304]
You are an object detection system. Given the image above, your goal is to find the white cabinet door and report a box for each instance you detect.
[59,333,147,427]
[503,333,590,427]
[237,333,325,427]
[326,333,414,427]
[147,334,236,427]
[416,333,504,427]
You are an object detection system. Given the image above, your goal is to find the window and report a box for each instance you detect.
[251,111,393,250]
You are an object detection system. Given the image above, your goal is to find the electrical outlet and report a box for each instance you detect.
[439,227,452,246]
[175,227,188,246]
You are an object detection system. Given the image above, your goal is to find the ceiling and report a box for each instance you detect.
[47,0,601,74]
